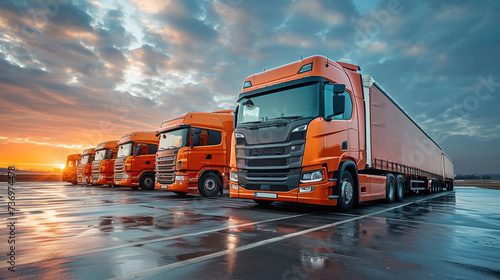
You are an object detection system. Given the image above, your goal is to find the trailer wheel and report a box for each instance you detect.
[140,174,155,190]
[386,174,396,203]
[338,172,355,212]
[396,175,405,202]
[253,199,274,206]
[198,172,221,197]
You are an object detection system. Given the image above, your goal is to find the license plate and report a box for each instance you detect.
[255,192,277,199]
[160,185,168,189]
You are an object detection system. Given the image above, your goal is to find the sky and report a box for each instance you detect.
[0,0,499,174]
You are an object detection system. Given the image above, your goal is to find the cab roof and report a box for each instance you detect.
[96,140,119,151]
[158,110,234,134]
[81,147,95,156]
[240,55,360,95]
[117,131,159,145]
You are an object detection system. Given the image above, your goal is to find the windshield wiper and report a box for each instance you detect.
[240,121,263,125]
[268,115,302,121]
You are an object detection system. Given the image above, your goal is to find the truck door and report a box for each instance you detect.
[324,85,350,171]
[188,128,213,176]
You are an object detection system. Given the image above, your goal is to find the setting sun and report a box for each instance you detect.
[59,164,66,170]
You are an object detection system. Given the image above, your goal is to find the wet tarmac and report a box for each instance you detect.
[1,182,499,279]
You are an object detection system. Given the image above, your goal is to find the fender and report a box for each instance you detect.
[333,161,359,204]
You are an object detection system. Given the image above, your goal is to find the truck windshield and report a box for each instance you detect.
[94,149,107,161]
[80,155,90,164]
[117,143,133,158]
[66,160,75,167]
[238,83,320,125]
[159,128,188,151]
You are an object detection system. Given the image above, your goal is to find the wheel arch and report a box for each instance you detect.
[337,160,359,205]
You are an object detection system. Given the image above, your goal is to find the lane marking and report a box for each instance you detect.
[110,192,449,280]
[0,212,314,269]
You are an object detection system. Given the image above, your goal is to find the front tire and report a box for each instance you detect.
[338,172,355,212]
[198,172,221,197]
[71,174,78,185]
[140,174,155,190]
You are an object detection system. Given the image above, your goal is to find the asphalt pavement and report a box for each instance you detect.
[1,182,499,279]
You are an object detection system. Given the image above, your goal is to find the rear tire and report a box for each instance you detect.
[198,172,221,197]
[140,174,155,190]
[386,173,396,203]
[338,172,355,212]
[396,175,405,202]
[253,199,274,206]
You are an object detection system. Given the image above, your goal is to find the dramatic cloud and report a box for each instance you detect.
[0,0,499,173]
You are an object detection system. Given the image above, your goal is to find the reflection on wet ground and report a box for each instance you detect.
[1,183,499,279]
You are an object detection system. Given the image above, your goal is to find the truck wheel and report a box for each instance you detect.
[338,172,355,212]
[140,174,155,190]
[198,172,221,197]
[253,199,274,206]
[386,174,396,203]
[396,175,405,202]
[71,174,78,185]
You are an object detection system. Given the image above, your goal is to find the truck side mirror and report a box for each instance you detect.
[192,134,200,147]
[332,94,345,116]
[108,150,113,160]
[233,105,239,129]
[332,83,346,93]
[135,145,141,156]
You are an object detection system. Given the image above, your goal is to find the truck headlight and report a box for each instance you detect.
[175,175,187,181]
[300,170,323,183]
[230,170,238,182]
[123,174,129,179]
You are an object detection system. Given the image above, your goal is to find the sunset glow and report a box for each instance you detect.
[0,0,499,173]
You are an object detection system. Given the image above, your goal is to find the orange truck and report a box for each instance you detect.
[114,131,159,190]
[62,153,81,185]
[77,147,95,185]
[230,55,454,210]
[92,140,119,185]
[155,110,234,197]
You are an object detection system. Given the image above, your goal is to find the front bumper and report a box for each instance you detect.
[230,179,338,206]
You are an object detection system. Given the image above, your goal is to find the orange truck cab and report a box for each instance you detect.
[92,140,119,185]
[77,147,95,185]
[62,153,81,185]
[155,110,234,197]
[230,55,453,210]
[114,131,159,190]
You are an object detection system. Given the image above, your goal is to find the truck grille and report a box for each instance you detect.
[250,147,285,156]
[114,157,125,183]
[92,160,101,180]
[247,158,287,167]
[156,156,176,184]
[77,165,84,182]
[235,139,305,192]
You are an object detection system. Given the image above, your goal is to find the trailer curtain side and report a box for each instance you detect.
[368,82,445,180]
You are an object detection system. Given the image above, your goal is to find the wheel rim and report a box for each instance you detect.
[144,177,153,188]
[204,178,216,191]
[342,180,353,204]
